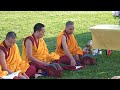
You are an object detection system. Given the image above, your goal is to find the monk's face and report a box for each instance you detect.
[66,25,74,35]
[6,38,16,48]
[37,27,45,38]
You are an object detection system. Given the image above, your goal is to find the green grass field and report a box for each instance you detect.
[0,11,120,79]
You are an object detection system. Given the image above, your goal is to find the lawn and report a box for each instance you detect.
[0,11,120,79]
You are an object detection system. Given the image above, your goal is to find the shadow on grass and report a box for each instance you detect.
[17,39,23,56]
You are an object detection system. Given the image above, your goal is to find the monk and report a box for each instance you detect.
[55,21,83,66]
[22,23,60,74]
[0,32,36,79]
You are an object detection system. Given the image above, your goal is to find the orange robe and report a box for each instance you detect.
[0,66,8,78]
[55,30,83,57]
[22,34,60,63]
[0,41,29,74]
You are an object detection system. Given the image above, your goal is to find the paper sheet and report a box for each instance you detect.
[2,70,21,79]
[75,66,83,69]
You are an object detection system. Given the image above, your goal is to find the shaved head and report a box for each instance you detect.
[66,21,74,27]
[5,32,17,48]
[5,31,17,40]
[65,21,74,35]
[34,23,45,33]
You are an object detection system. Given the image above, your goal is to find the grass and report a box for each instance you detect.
[0,11,120,79]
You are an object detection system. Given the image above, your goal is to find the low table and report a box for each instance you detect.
[90,24,120,50]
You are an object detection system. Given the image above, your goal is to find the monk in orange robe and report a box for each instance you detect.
[55,21,83,66]
[0,32,36,79]
[22,23,60,74]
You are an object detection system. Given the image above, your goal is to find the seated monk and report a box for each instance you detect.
[0,32,36,79]
[22,23,60,75]
[55,21,83,66]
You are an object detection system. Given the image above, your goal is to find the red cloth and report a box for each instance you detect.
[58,55,82,65]
[25,65,36,78]
[107,50,112,56]
[83,51,87,55]
[29,62,46,72]
[58,55,71,65]
[57,55,84,70]
[30,62,63,77]
[13,65,36,79]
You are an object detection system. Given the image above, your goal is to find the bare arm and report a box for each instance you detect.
[25,39,48,66]
[22,72,29,79]
[62,35,76,66]
[0,49,14,74]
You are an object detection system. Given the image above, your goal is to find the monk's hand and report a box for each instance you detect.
[47,62,50,64]
[18,74,27,79]
[70,58,76,66]
[23,73,29,79]
[44,62,50,66]
[74,54,80,61]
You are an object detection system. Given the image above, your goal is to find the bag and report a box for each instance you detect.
[80,54,96,65]
[45,63,62,77]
